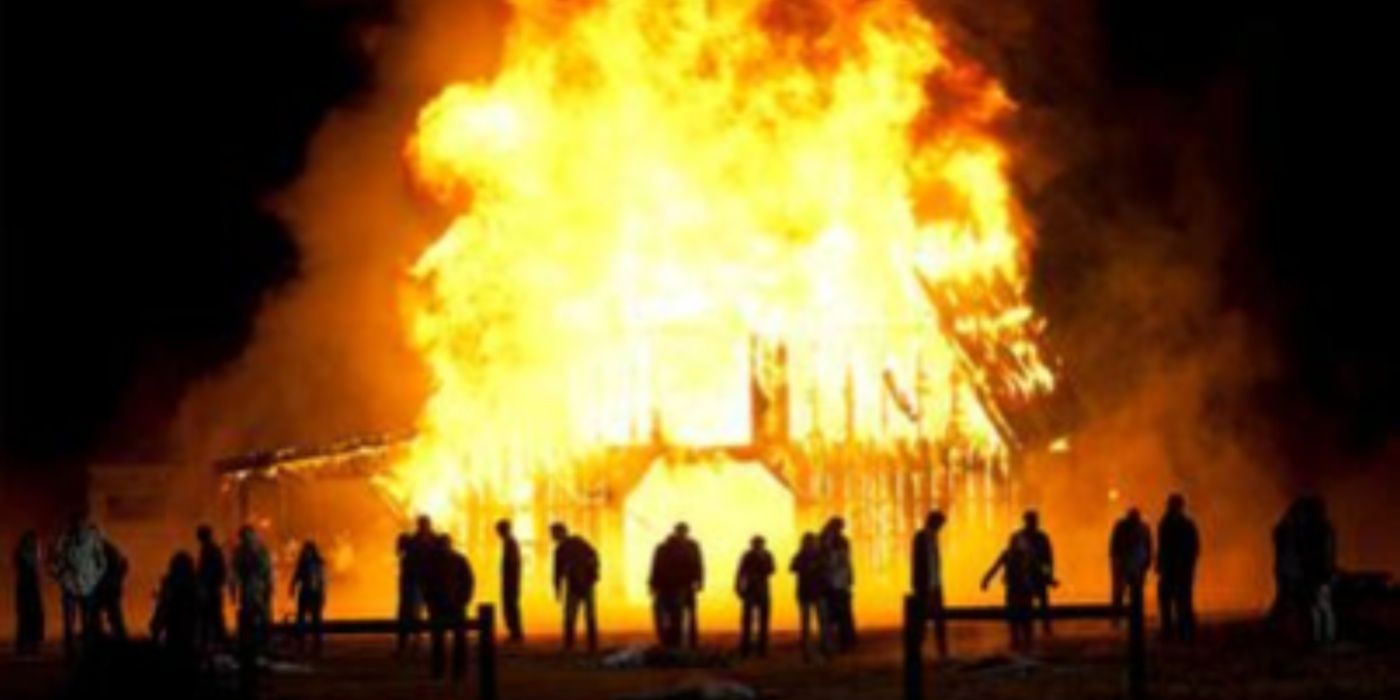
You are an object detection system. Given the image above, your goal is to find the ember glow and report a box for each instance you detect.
[382,0,1054,609]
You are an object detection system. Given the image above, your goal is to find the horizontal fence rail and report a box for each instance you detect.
[903,588,1146,700]
[266,603,497,700]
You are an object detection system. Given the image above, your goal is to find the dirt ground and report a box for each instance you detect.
[4,619,1400,700]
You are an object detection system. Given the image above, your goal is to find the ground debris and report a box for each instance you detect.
[600,644,735,669]
[956,653,1045,678]
[613,674,769,700]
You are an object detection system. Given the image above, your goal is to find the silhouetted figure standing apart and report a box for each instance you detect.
[94,537,129,642]
[398,516,436,654]
[231,526,274,662]
[735,535,775,657]
[150,552,201,671]
[551,523,599,653]
[1296,497,1337,645]
[982,524,1040,652]
[649,530,685,648]
[911,510,948,657]
[1156,493,1200,642]
[290,540,327,656]
[496,519,524,643]
[51,511,107,658]
[822,518,857,651]
[13,529,45,655]
[789,532,827,661]
[196,525,229,652]
[1110,508,1152,627]
[423,534,474,680]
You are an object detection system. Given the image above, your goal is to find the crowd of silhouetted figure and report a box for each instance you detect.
[11,512,130,659]
[9,491,1348,674]
[9,513,326,677]
[395,515,476,678]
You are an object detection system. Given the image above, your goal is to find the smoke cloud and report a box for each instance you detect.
[927,0,1290,608]
[170,1,510,466]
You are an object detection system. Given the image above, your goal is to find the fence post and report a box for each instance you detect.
[477,603,498,700]
[903,594,924,700]
[1126,583,1147,700]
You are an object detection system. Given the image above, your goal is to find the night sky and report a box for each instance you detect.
[3,1,1399,491]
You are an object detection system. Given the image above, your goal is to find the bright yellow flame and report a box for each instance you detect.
[385,0,1054,601]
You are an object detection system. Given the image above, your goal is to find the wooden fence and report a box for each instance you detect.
[266,603,498,700]
[903,588,1146,700]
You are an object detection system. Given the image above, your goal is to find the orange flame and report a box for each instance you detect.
[387,0,1052,566]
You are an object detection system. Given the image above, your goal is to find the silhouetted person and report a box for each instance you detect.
[1156,493,1199,642]
[789,532,826,661]
[1295,497,1337,645]
[13,529,45,655]
[195,525,229,651]
[551,523,599,653]
[52,510,107,658]
[150,551,201,669]
[1110,508,1152,627]
[648,530,684,648]
[290,540,327,656]
[496,519,524,643]
[94,537,129,642]
[1016,510,1056,634]
[911,510,948,657]
[735,535,774,657]
[423,534,474,680]
[822,518,856,651]
[397,515,435,654]
[982,524,1040,652]
[230,525,273,663]
[649,523,703,649]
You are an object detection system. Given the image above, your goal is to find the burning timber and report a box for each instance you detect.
[215,300,1076,606]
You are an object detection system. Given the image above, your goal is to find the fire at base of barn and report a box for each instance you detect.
[215,336,1074,627]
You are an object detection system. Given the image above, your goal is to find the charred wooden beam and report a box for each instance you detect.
[213,432,412,479]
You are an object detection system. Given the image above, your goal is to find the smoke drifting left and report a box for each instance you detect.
[170,0,511,469]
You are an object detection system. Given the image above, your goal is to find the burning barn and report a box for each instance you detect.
[213,0,1077,624]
